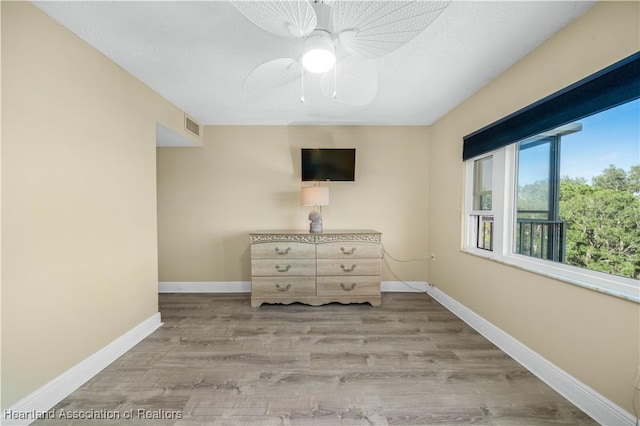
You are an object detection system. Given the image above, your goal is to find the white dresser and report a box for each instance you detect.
[250,230,382,307]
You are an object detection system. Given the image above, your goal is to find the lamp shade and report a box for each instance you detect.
[301,186,329,206]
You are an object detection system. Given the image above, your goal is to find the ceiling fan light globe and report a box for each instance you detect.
[302,49,336,73]
[301,30,336,73]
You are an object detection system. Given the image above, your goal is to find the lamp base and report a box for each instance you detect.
[308,209,323,233]
[309,222,323,233]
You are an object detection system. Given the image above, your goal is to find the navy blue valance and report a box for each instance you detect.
[463,51,640,161]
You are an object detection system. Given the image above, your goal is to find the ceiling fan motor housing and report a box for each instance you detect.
[311,0,332,32]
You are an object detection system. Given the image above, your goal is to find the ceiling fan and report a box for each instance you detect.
[232,1,451,106]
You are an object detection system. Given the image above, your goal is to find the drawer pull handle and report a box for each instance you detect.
[275,264,291,272]
[275,283,292,292]
[340,264,357,272]
[341,283,356,291]
[340,247,357,255]
[275,247,291,255]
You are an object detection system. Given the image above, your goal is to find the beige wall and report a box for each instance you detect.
[1,2,190,408]
[428,1,640,414]
[157,125,430,283]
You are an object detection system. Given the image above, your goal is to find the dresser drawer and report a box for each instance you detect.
[251,258,315,276]
[316,242,381,259]
[316,276,380,296]
[316,259,381,276]
[251,242,315,259]
[252,277,316,297]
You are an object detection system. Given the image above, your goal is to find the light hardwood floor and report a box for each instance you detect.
[36,293,596,425]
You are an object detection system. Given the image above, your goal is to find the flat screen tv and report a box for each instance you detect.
[301,148,355,181]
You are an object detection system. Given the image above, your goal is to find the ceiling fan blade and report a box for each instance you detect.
[231,1,316,38]
[333,1,452,58]
[243,58,302,95]
[320,55,378,106]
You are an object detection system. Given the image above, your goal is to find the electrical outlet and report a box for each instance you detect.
[429,252,436,261]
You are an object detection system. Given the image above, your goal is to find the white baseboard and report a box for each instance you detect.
[158,281,427,293]
[426,285,636,426]
[2,313,162,426]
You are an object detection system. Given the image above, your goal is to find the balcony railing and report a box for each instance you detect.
[515,218,566,262]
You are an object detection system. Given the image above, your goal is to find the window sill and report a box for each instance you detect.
[461,248,639,304]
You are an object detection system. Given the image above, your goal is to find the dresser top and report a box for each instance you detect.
[250,230,381,244]
[251,229,380,236]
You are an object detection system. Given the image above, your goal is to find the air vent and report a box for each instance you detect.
[185,115,200,137]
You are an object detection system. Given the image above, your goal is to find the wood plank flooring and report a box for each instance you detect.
[35,293,596,425]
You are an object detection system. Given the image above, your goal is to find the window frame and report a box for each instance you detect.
[463,145,640,303]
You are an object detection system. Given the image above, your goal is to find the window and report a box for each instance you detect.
[463,52,639,302]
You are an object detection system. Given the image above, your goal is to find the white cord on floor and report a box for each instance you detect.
[381,244,429,294]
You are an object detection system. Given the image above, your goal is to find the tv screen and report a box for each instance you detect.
[301,148,355,181]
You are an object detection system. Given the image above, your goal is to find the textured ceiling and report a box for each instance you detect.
[33,1,595,126]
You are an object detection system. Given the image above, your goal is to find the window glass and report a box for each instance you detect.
[473,156,493,211]
[517,139,551,219]
[515,136,562,261]
[558,99,640,279]
[477,215,494,251]
[511,99,639,279]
